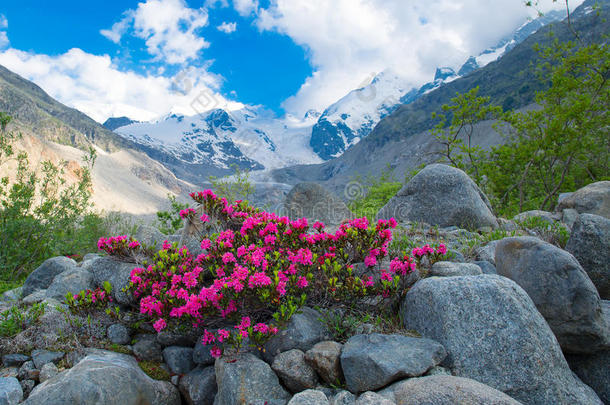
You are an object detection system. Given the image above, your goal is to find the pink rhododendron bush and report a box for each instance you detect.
[98,190,446,358]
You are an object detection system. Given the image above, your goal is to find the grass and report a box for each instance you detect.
[138,360,171,381]
[0,279,23,296]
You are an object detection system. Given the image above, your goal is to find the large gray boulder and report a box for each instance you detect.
[22,257,77,297]
[566,349,610,404]
[45,268,94,301]
[214,353,290,405]
[378,375,522,405]
[557,181,610,218]
[88,257,137,305]
[284,183,352,225]
[495,236,609,353]
[263,307,330,363]
[429,262,482,277]
[340,334,446,393]
[23,351,180,405]
[377,164,497,230]
[401,275,602,404]
[566,214,610,299]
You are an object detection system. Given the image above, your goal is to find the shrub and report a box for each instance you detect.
[348,167,402,220]
[155,194,189,235]
[100,190,444,358]
[0,302,46,337]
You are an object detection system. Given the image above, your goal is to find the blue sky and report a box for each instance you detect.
[0,0,575,123]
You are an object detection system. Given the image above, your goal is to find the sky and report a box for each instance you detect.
[0,0,578,123]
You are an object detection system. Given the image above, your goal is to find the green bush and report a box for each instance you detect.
[348,167,402,220]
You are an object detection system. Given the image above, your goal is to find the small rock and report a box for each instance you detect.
[475,240,499,265]
[22,256,77,297]
[21,290,46,305]
[473,261,496,275]
[513,210,558,225]
[214,353,290,405]
[340,333,446,393]
[133,334,163,362]
[31,350,64,369]
[107,323,131,345]
[19,380,35,399]
[17,362,38,381]
[304,341,343,385]
[178,366,216,405]
[271,349,318,393]
[192,336,215,366]
[288,389,329,405]
[38,363,58,383]
[263,307,329,363]
[157,331,197,348]
[162,346,195,375]
[355,391,395,405]
[0,377,22,405]
[330,390,356,405]
[429,262,482,277]
[2,354,30,368]
[135,225,167,252]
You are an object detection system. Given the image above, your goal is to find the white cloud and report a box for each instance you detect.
[0,14,8,29]
[233,0,259,16]
[101,0,210,65]
[0,47,243,123]
[256,0,582,116]
[0,32,8,49]
[217,21,237,34]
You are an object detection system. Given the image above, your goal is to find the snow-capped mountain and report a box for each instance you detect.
[309,9,565,160]
[113,107,321,178]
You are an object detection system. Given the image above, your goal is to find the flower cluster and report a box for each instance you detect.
[65,282,113,311]
[105,190,432,358]
[411,243,448,266]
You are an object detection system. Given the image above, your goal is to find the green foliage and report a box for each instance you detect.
[517,216,570,248]
[155,194,188,234]
[348,167,402,220]
[208,164,254,204]
[138,361,170,381]
[431,86,502,184]
[0,302,46,337]
[430,39,609,216]
[0,113,104,279]
[483,40,609,215]
[0,279,22,295]
[318,309,372,343]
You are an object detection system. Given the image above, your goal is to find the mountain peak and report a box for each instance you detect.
[102,116,139,131]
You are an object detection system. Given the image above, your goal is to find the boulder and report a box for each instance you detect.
[17,362,37,382]
[38,363,58,383]
[162,346,195,375]
[22,257,76,297]
[355,391,395,405]
[88,256,137,305]
[495,236,609,353]
[45,268,94,301]
[132,334,163,362]
[401,275,602,404]
[566,349,610,404]
[557,181,610,218]
[271,349,318,393]
[473,260,496,275]
[562,208,580,229]
[340,333,446,393]
[193,337,215,366]
[19,380,35,399]
[31,350,64,370]
[429,262,482,277]
[304,341,343,385]
[376,164,497,230]
[23,351,180,405]
[107,323,131,345]
[566,214,610,299]
[378,375,521,405]
[2,354,29,368]
[178,366,216,405]
[214,353,290,405]
[263,307,329,363]
[329,391,356,405]
[513,210,559,225]
[287,390,329,405]
[135,225,167,251]
[284,183,352,226]
[475,240,499,265]
[0,377,22,405]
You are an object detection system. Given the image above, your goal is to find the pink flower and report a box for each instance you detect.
[296,276,308,288]
[202,329,216,344]
[364,255,377,267]
[200,214,210,223]
[210,346,222,359]
[128,240,140,249]
[248,272,272,288]
[217,329,230,342]
[253,323,269,334]
[153,318,167,332]
[200,239,212,250]
[222,252,236,264]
